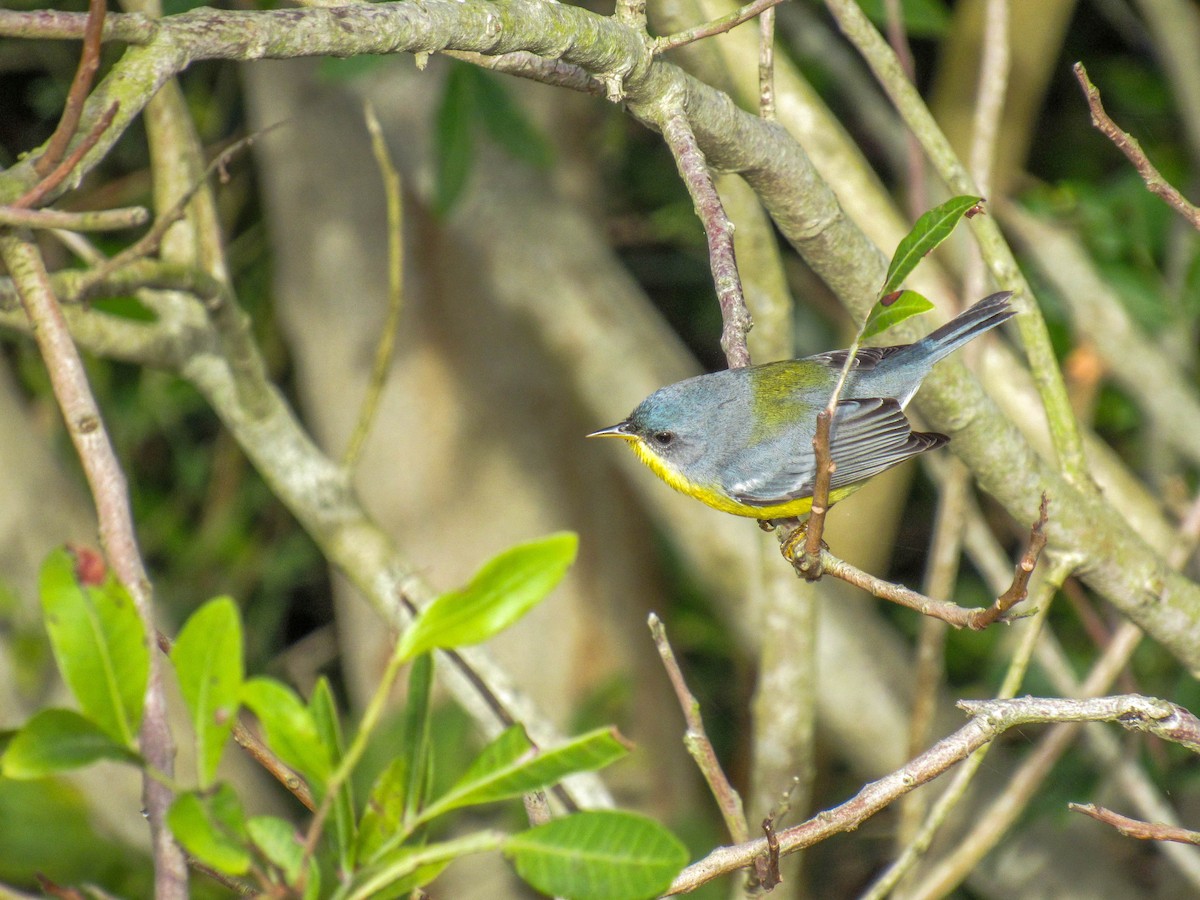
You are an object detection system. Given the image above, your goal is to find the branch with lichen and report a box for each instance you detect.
[0,231,188,897]
[3,0,1200,682]
[665,694,1200,895]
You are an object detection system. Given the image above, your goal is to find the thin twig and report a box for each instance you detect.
[231,720,316,811]
[342,102,405,471]
[905,622,1145,900]
[1073,62,1200,230]
[963,0,1010,300]
[648,614,751,845]
[0,205,149,231]
[973,492,1049,626]
[786,330,864,576]
[666,693,1200,895]
[957,695,1200,751]
[1071,803,1200,846]
[861,559,1067,900]
[0,259,224,313]
[795,410,833,578]
[806,496,1048,629]
[969,0,1010,204]
[13,102,119,210]
[897,460,969,847]
[658,111,752,368]
[186,857,260,896]
[883,0,925,217]
[0,232,187,896]
[35,0,107,178]
[152,628,317,811]
[76,127,280,295]
[1036,624,1200,890]
[758,6,776,121]
[653,0,788,54]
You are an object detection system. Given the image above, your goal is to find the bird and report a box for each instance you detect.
[588,291,1015,521]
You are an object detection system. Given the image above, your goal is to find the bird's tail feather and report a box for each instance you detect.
[906,290,1015,366]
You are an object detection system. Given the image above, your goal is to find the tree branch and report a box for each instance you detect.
[1073,61,1200,230]
[1071,803,1200,847]
[667,694,1200,894]
[0,231,187,897]
[658,110,753,368]
[4,0,1200,679]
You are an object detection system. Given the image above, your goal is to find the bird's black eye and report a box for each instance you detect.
[652,431,675,446]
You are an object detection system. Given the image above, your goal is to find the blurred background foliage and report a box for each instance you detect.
[2,0,1200,895]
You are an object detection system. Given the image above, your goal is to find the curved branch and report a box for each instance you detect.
[667,694,1200,894]
[3,0,1200,677]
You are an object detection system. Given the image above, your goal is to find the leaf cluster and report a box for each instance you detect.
[0,537,687,899]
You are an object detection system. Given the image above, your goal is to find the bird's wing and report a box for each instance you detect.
[805,345,905,371]
[725,398,947,507]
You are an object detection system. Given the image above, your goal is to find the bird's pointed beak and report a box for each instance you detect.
[587,421,634,439]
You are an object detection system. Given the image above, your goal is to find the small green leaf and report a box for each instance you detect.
[419,726,628,824]
[1,709,140,778]
[862,290,935,340]
[302,859,321,900]
[241,678,333,790]
[170,596,243,788]
[357,756,410,863]
[167,786,251,876]
[89,295,156,322]
[858,0,951,38]
[433,62,477,216]
[883,195,983,294]
[506,810,688,900]
[39,548,149,746]
[396,533,578,662]
[310,677,356,872]
[400,653,434,827]
[473,69,554,170]
[358,654,435,863]
[345,834,502,900]
[248,815,304,884]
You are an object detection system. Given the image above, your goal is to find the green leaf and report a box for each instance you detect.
[506,810,688,900]
[170,596,243,788]
[862,290,935,341]
[302,858,321,900]
[400,653,435,826]
[882,195,983,294]
[358,654,435,863]
[310,677,356,872]
[38,548,149,746]
[345,852,453,900]
[472,69,554,170]
[858,0,951,38]
[167,786,251,876]
[357,756,409,863]
[241,677,333,790]
[396,532,578,662]
[345,833,502,900]
[433,62,477,216]
[419,726,628,825]
[1,709,140,778]
[248,815,304,884]
[89,295,156,322]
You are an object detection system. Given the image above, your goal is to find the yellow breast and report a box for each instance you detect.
[627,436,843,519]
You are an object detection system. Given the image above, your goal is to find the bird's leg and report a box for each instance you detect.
[769,516,826,580]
